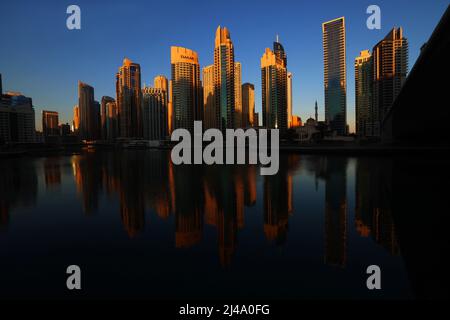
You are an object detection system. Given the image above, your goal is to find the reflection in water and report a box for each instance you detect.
[1,151,447,298]
[0,152,400,267]
[0,159,37,229]
[355,158,398,255]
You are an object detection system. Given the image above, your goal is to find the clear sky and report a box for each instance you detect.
[0,0,448,132]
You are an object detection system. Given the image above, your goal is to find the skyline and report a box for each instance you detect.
[0,0,448,132]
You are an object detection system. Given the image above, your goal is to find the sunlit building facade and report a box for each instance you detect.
[234,62,242,128]
[241,83,255,128]
[203,65,216,129]
[261,47,287,131]
[372,27,408,137]
[116,58,142,138]
[355,50,373,137]
[214,26,235,130]
[171,46,203,133]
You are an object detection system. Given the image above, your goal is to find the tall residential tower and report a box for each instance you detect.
[322,17,347,135]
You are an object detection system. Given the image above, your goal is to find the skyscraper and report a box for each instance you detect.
[73,105,79,133]
[42,110,59,136]
[214,26,235,130]
[105,101,118,141]
[100,96,115,140]
[116,58,142,138]
[142,86,168,140]
[78,81,98,140]
[153,75,169,138]
[354,50,373,137]
[261,47,288,131]
[315,101,318,122]
[242,83,255,128]
[171,46,203,132]
[322,17,347,135]
[234,62,242,128]
[203,65,216,129]
[372,27,408,137]
[287,72,293,128]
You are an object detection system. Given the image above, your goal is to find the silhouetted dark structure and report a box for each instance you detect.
[382,5,450,145]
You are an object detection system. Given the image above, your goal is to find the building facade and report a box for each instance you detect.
[203,65,216,129]
[142,86,168,140]
[78,81,98,140]
[116,58,142,138]
[0,91,36,144]
[100,96,115,140]
[171,46,203,133]
[354,50,373,137]
[287,72,293,128]
[322,17,347,135]
[234,62,242,128]
[372,27,408,137]
[261,47,288,131]
[214,26,235,130]
[242,83,255,128]
[42,110,59,136]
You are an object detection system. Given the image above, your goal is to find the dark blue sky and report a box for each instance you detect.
[0,0,448,131]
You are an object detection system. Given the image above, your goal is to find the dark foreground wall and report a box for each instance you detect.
[382,5,450,145]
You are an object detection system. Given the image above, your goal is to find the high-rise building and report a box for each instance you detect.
[214,26,235,130]
[93,100,101,139]
[273,35,287,67]
[78,81,98,140]
[242,83,255,128]
[73,105,79,133]
[105,101,118,141]
[152,75,169,138]
[42,110,59,136]
[234,62,242,128]
[168,80,173,134]
[287,72,293,128]
[372,27,408,137]
[116,58,142,138]
[315,101,318,122]
[142,86,168,140]
[0,90,35,143]
[322,17,347,135]
[261,47,288,130]
[203,65,216,129]
[355,50,373,137]
[171,46,203,132]
[100,96,115,140]
[154,75,169,94]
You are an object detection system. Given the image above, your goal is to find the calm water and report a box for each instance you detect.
[0,150,447,299]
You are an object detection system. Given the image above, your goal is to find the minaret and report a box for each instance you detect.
[315,101,318,122]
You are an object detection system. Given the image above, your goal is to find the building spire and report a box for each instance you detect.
[276,34,279,43]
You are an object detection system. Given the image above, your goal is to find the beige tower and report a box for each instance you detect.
[287,72,293,128]
[116,58,142,138]
[203,65,216,129]
[214,26,235,130]
[234,62,242,128]
[242,83,255,128]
